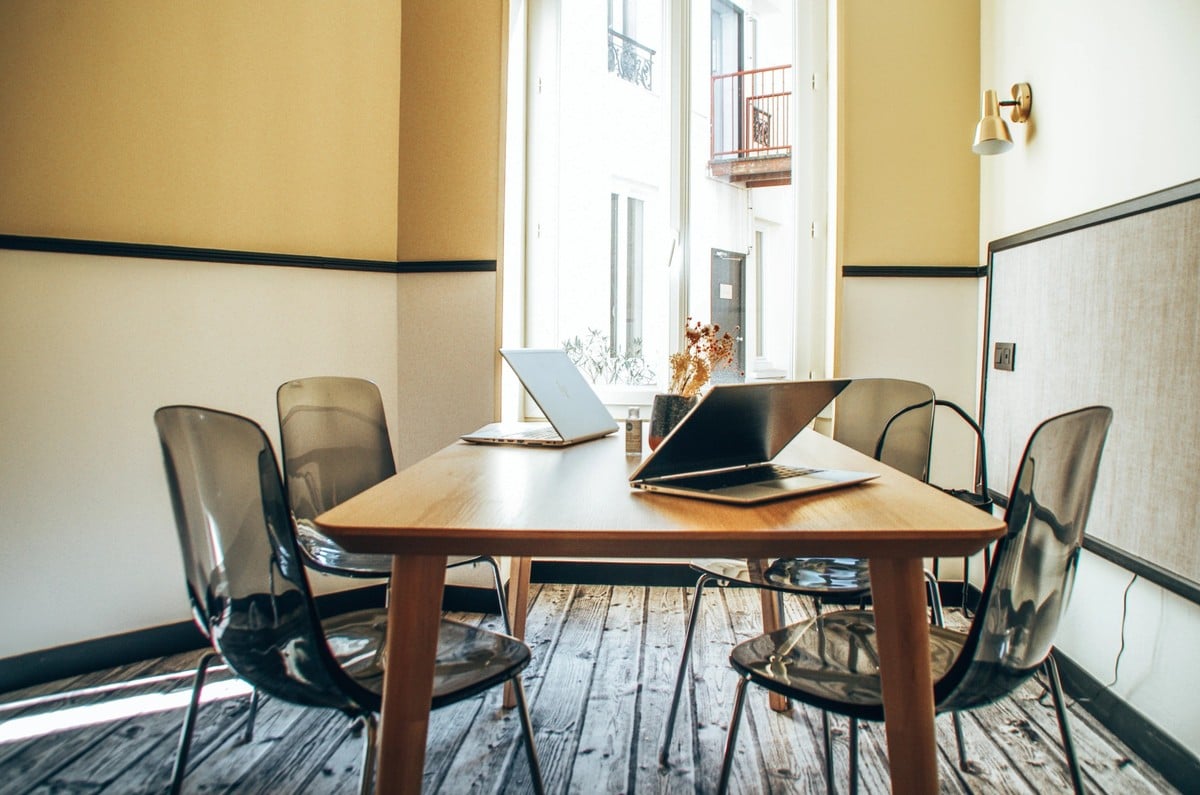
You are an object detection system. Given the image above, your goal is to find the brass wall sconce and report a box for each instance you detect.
[972,82,1032,155]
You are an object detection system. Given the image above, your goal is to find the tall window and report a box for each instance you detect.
[517,0,813,405]
[609,0,636,38]
[710,0,743,157]
[611,194,645,355]
[608,0,655,90]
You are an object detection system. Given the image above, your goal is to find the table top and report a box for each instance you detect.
[316,429,1005,561]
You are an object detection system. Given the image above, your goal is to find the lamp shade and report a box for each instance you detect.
[972,89,1013,155]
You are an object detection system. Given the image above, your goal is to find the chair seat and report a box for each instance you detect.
[728,610,965,720]
[296,521,393,575]
[296,521,485,576]
[326,611,532,708]
[690,556,871,595]
[763,557,870,594]
[720,612,964,720]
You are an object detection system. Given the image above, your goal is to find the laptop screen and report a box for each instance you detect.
[630,380,849,482]
[499,348,618,439]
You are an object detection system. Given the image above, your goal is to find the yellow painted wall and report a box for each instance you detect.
[0,0,510,660]
[393,0,506,464]
[397,0,505,261]
[0,1,402,260]
[832,1,983,520]
[836,0,980,267]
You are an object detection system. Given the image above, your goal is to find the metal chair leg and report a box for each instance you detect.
[717,674,751,795]
[924,570,945,627]
[240,687,260,744]
[927,572,979,775]
[1045,654,1086,794]
[659,573,714,765]
[822,710,835,794]
[481,555,513,636]
[961,555,973,615]
[444,556,512,636]
[509,676,546,795]
[953,712,970,771]
[848,717,860,795]
[170,651,217,795]
[358,714,378,795]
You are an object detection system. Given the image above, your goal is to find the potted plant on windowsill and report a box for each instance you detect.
[648,318,737,449]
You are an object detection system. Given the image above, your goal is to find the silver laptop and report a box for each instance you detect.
[628,379,878,504]
[461,348,619,447]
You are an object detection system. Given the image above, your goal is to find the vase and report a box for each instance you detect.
[648,393,698,450]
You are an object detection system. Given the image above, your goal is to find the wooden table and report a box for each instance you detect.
[316,430,1005,793]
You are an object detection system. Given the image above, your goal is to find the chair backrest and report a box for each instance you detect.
[276,377,396,573]
[833,378,935,481]
[154,405,373,714]
[938,405,1112,711]
[276,376,396,524]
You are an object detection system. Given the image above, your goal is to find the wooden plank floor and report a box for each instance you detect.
[0,584,1178,794]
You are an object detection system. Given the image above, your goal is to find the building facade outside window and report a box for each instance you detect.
[518,0,817,411]
[611,193,645,359]
[609,0,655,90]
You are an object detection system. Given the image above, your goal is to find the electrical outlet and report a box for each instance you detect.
[994,342,1015,371]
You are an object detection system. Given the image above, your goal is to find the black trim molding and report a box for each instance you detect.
[0,566,696,694]
[1,583,448,694]
[988,178,1200,256]
[531,560,700,587]
[842,265,987,278]
[1083,536,1200,605]
[0,621,208,695]
[981,178,1200,592]
[985,490,1199,605]
[0,234,496,274]
[1055,649,1200,795]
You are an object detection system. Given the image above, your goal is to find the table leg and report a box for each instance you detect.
[374,554,447,794]
[503,556,532,709]
[868,557,938,794]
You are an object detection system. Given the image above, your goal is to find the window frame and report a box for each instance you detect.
[502,0,831,420]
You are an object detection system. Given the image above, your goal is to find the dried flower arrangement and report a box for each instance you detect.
[666,318,737,397]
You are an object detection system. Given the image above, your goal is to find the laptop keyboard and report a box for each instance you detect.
[667,464,818,490]
[512,427,562,441]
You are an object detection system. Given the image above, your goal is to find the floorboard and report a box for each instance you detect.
[0,584,1179,794]
[572,585,644,794]
[634,583,697,794]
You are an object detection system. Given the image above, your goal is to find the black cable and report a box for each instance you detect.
[1041,572,1137,708]
[1100,572,1138,690]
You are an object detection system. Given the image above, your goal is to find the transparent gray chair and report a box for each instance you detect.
[884,397,997,614]
[277,376,512,634]
[659,378,938,764]
[155,405,544,795]
[928,399,995,615]
[717,405,1113,795]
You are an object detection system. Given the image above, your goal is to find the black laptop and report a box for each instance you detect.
[628,379,878,504]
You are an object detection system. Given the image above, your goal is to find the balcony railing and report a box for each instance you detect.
[608,29,655,91]
[709,64,792,187]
